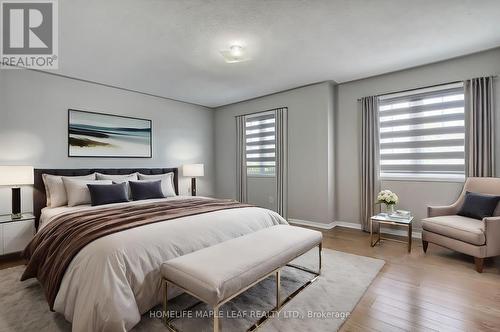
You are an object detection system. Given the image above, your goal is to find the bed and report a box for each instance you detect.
[24,168,288,332]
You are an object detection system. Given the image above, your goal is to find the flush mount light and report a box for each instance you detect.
[230,45,243,57]
[220,44,250,63]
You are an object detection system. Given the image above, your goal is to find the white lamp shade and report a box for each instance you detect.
[183,164,204,177]
[0,166,34,186]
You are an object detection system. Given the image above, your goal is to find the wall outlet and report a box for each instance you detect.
[268,196,275,204]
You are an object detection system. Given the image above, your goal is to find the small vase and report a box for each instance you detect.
[386,204,395,214]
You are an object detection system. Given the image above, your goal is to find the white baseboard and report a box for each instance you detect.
[287,219,336,230]
[334,221,362,230]
[288,219,421,239]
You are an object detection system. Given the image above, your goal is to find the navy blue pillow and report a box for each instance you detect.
[457,191,500,220]
[87,183,129,206]
[129,180,165,201]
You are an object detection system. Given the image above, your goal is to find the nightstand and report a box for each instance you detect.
[0,213,35,255]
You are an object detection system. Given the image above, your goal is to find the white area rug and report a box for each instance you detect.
[0,249,384,332]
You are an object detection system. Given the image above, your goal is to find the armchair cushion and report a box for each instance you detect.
[422,215,485,246]
[457,192,500,220]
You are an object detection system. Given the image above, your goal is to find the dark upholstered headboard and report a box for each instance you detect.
[33,168,178,229]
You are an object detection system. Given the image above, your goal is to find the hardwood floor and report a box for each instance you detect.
[0,252,24,270]
[320,227,500,332]
[1,227,499,331]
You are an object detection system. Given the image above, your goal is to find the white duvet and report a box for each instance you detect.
[39,197,287,332]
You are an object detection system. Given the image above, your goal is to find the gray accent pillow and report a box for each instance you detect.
[88,183,129,206]
[458,191,500,220]
[129,180,165,201]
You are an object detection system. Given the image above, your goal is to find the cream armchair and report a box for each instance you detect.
[422,177,500,273]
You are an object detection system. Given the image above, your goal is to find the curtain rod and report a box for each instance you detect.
[233,106,288,118]
[357,75,498,101]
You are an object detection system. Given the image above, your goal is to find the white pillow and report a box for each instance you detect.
[96,173,138,198]
[95,172,138,181]
[63,178,112,207]
[42,173,96,207]
[137,172,176,197]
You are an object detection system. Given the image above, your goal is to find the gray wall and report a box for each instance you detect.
[215,48,500,228]
[215,82,335,224]
[3,48,499,228]
[336,47,500,229]
[0,69,215,214]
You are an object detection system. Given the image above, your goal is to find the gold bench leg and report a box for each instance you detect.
[213,305,220,332]
[276,270,281,310]
[163,279,168,326]
[319,242,322,274]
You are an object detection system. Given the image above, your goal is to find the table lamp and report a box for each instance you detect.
[0,166,34,219]
[182,164,204,196]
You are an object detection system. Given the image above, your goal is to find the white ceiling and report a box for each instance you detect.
[56,0,500,107]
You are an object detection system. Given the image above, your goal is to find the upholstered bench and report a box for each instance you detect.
[160,225,322,332]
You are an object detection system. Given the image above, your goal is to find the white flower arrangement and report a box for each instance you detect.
[376,189,399,206]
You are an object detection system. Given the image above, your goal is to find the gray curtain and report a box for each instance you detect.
[360,96,381,232]
[236,115,247,202]
[275,107,288,219]
[465,77,495,177]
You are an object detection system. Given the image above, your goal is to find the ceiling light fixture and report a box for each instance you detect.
[220,44,250,63]
[229,45,243,57]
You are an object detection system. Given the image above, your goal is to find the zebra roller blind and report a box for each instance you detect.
[246,112,276,176]
[378,83,465,181]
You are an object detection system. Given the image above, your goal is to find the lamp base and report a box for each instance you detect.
[12,187,21,219]
[191,178,197,196]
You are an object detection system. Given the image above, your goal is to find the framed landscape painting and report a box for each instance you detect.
[68,109,152,158]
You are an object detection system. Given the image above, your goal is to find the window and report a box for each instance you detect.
[378,83,465,181]
[246,112,276,176]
